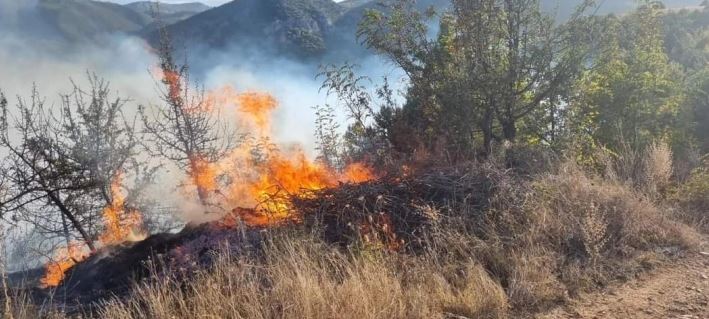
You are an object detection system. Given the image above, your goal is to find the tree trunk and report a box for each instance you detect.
[189,157,211,209]
[502,120,517,142]
[60,213,71,248]
[47,191,96,251]
[481,106,494,157]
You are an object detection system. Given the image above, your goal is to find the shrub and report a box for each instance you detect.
[671,157,709,232]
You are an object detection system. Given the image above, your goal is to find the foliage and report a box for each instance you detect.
[571,2,687,158]
[353,0,598,160]
[315,63,398,167]
[671,157,709,231]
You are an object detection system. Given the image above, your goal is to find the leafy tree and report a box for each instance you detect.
[358,0,596,158]
[316,64,398,167]
[572,1,685,154]
[684,68,709,153]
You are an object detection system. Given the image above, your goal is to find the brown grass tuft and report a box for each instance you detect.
[97,237,508,319]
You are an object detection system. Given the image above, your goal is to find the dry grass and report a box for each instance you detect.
[426,159,700,310]
[671,157,709,232]
[96,237,508,319]
[643,142,674,198]
[2,148,703,319]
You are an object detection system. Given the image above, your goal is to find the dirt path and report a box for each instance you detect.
[537,251,709,319]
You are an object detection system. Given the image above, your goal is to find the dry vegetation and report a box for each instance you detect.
[3,143,705,319]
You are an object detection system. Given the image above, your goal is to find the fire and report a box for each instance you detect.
[237,92,277,132]
[221,152,374,227]
[99,172,146,245]
[190,155,219,206]
[187,85,376,226]
[343,163,376,184]
[155,67,183,105]
[40,172,145,287]
[40,79,377,288]
[39,242,89,288]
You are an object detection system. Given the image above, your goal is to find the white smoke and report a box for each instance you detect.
[0,0,404,271]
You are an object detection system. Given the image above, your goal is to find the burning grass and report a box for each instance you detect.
[4,154,702,319]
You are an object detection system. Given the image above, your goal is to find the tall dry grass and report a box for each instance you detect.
[97,237,508,319]
[671,156,709,231]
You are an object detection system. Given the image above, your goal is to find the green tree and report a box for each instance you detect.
[359,0,595,158]
[572,1,685,154]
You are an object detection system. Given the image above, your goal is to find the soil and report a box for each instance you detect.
[537,250,709,319]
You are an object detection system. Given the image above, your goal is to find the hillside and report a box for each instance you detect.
[124,1,210,26]
[0,0,208,43]
[156,0,345,57]
[7,0,705,58]
[124,1,210,15]
[36,0,151,41]
[2,0,709,318]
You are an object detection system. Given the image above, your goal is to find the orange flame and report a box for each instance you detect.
[39,242,89,288]
[157,68,183,105]
[186,85,375,226]
[41,172,145,287]
[41,81,377,288]
[237,91,277,132]
[99,172,146,245]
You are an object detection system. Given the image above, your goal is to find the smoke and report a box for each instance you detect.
[0,1,405,271]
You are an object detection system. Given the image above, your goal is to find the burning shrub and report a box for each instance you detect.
[8,158,702,318]
[293,165,500,251]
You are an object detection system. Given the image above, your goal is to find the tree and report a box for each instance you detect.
[140,31,236,208]
[358,0,596,157]
[316,64,399,167]
[572,1,685,154]
[0,76,145,251]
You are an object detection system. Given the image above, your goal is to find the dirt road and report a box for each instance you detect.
[538,251,709,319]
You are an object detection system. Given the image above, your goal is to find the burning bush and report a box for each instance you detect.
[293,166,500,251]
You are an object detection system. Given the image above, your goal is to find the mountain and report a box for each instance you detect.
[156,0,345,58]
[35,0,152,41]
[324,0,449,60]
[6,0,703,60]
[0,0,209,43]
[125,1,210,15]
[124,1,210,25]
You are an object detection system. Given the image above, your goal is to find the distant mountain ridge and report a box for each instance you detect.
[1,0,209,42]
[125,1,210,15]
[125,1,211,32]
[2,0,704,60]
[156,0,345,58]
[35,0,151,41]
